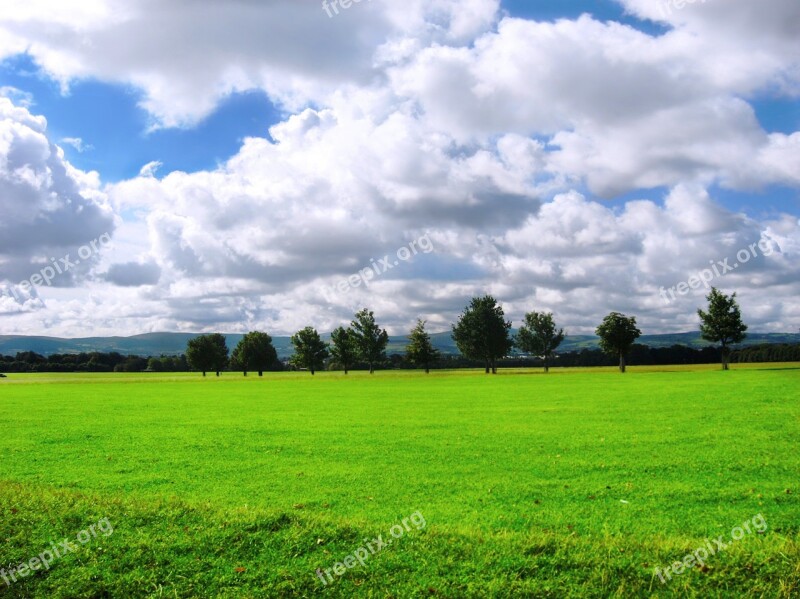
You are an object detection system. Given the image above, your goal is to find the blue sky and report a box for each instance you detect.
[504,0,649,27]
[0,0,798,337]
[0,54,282,182]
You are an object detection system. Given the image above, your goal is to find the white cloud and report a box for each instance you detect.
[0,85,33,107]
[138,160,162,178]
[619,0,800,93]
[0,1,798,337]
[387,12,800,196]
[103,260,161,287]
[0,98,115,313]
[96,102,799,336]
[60,137,92,152]
[0,0,501,128]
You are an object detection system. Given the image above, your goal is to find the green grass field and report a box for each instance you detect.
[1,364,798,597]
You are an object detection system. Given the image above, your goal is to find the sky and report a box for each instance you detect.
[0,0,798,338]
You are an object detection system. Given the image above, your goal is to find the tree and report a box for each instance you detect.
[115,356,147,372]
[186,334,229,377]
[697,288,748,370]
[452,295,513,374]
[230,331,277,377]
[350,309,389,374]
[329,326,357,374]
[516,311,565,373]
[290,327,329,375]
[595,313,641,373]
[406,319,440,373]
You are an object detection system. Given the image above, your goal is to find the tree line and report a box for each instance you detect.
[4,341,798,374]
[0,352,192,373]
[184,309,395,376]
[183,287,751,376]
[0,288,771,375]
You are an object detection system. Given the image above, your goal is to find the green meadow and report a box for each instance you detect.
[1,365,798,597]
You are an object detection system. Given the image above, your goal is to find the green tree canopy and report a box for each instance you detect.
[350,309,389,374]
[698,287,748,370]
[290,327,329,375]
[452,295,513,374]
[595,312,641,373]
[230,331,277,376]
[329,326,357,374]
[406,319,440,373]
[516,311,565,373]
[186,333,229,377]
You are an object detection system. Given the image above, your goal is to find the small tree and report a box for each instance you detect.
[231,331,278,377]
[350,309,389,374]
[452,295,513,374]
[186,333,229,377]
[698,288,748,370]
[595,312,641,373]
[290,327,329,375]
[516,311,565,373]
[329,326,357,374]
[406,319,440,373]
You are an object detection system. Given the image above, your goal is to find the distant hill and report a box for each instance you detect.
[386,331,800,355]
[1,331,798,359]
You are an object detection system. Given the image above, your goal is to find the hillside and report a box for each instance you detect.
[1,331,798,359]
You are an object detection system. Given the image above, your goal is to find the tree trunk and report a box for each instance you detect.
[425,367,430,374]
[369,363,374,374]
[721,346,730,370]
[485,359,490,374]
[243,371,247,377]
[216,371,220,377]
[258,371,263,377]
[311,368,315,375]
[202,371,206,377]
[491,359,497,374]
[344,367,349,375]
[619,353,626,373]
[544,355,549,373]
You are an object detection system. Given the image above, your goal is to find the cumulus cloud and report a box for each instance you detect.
[0,1,798,337]
[0,85,33,107]
[104,260,161,287]
[388,11,800,196]
[60,137,92,153]
[0,98,115,301]
[99,105,799,335]
[0,0,501,128]
[138,160,162,178]
[620,0,800,92]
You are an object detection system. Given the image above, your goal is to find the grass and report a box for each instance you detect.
[0,364,798,597]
